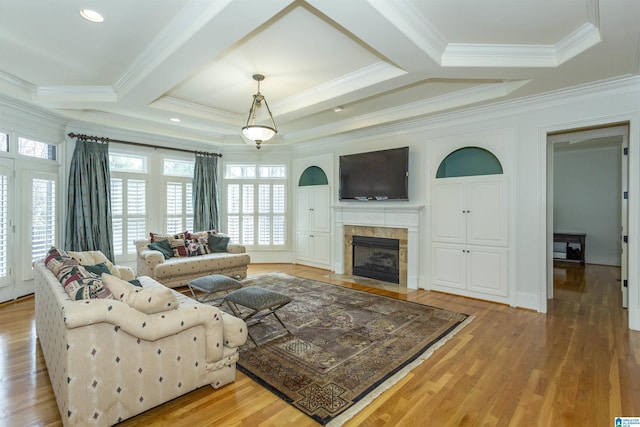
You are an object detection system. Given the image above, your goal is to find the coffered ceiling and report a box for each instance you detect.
[0,0,638,148]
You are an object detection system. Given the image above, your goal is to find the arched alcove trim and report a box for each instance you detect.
[298,165,328,186]
[436,146,503,178]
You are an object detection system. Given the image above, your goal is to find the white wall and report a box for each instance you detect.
[553,144,621,266]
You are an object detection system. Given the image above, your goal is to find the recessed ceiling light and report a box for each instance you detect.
[80,9,104,23]
[170,118,181,122]
[333,106,343,113]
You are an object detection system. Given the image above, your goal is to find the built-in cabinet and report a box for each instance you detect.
[430,146,508,302]
[296,185,331,268]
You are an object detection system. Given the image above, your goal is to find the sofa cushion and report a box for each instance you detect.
[208,234,230,252]
[102,273,179,314]
[148,239,174,259]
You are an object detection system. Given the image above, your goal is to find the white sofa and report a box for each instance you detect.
[34,247,248,427]
[135,232,251,288]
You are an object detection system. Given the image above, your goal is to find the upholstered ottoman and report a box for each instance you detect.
[224,287,292,345]
[187,274,243,306]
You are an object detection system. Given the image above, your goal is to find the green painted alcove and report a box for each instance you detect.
[436,147,503,178]
[298,166,328,186]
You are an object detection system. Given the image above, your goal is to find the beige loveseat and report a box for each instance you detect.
[34,247,248,427]
[134,231,251,288]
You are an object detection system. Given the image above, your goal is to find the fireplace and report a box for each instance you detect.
[352,236,400,283]
[335,206,422,289]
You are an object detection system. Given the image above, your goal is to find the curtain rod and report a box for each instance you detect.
[67,133,222,157]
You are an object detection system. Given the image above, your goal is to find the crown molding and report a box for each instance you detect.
[150,96,242,124]
[274,62,406,117]
[34,86,117,104]
[367,0,447,63]
[113,0,235,97]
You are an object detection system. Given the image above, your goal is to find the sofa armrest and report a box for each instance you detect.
[116,265,135,281]
[134,239,165,277]
[221,311,248,347]
[226,244,246,254]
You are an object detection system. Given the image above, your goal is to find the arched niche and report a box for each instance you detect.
[436,146,503,178]
[298,166,328,186]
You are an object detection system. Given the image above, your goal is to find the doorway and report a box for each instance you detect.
[546,125,629,307]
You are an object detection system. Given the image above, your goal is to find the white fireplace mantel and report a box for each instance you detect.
[333,204,424,289]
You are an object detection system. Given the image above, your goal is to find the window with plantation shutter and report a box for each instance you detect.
[31,177,56,263]
[111,177,147,258]
[110,152,148,261]
[165,180,192,233]
[224,164,287,248]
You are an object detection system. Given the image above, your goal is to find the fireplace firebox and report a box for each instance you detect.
[352,235,400,284]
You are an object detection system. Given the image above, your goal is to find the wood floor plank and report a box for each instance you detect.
[0,262,639,426]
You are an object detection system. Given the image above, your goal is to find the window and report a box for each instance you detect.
[18,137,56,160]
[225,164,287,247]
[164,158,194,233]
[0,133,7,152]
[110,153,147,259]
[164,159,194,177]
[109,152,146,173]
[165,180,193,233]
[31,178,56,262]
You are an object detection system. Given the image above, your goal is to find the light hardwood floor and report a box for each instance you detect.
[1,263,639,426]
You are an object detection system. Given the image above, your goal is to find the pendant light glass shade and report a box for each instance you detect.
[242,74,277,149]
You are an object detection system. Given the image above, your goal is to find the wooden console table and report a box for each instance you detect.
[553,232,586,265]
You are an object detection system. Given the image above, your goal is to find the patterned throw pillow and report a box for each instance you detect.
[170,238,188,257]
[44,246,112,300]
[186,240,203,257]
[102,273,179,314]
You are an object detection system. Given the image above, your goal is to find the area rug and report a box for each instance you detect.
[228,273,472,426]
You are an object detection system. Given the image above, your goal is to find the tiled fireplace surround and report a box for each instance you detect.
[333,205,423,290]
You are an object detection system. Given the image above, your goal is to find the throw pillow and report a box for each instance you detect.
[148,239,174,259]
[186,240,203,257]
[82,262,112,276]
[208,234,230,252]
[170,238,188,257]
[102,274,179,314]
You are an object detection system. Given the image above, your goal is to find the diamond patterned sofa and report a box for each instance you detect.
[34,248,248,427]
[134,231,251,288]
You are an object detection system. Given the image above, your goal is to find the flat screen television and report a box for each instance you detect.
[339,146,409,201]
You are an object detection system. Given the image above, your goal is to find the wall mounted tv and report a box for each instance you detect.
[339,146,409,201]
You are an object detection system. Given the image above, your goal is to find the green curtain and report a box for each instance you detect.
[64,139,114,261]
[193,153,220,231]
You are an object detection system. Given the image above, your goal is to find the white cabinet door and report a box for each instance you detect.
[431,244,466,290]
[431,182,466,244]
[311,186,331,233]
[467,246,508,296]
[296,231,312,261]
[467,180,507,246]
[296,188,312,231]
[312,233,331,265]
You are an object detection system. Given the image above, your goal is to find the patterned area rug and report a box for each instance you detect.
[228,273,472,426]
